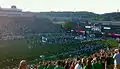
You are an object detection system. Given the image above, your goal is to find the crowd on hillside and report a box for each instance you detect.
[18,48,120,69]
[1,41,105,69]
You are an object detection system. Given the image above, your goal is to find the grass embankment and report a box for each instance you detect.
[0,39,119,60]
[0,39,119,68]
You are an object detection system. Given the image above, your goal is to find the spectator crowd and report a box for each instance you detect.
[18,48,120,69]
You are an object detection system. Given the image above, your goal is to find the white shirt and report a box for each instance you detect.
[74,63,81,69]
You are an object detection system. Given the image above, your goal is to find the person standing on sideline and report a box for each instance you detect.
[18,60,28,69]
[113,49,120,69]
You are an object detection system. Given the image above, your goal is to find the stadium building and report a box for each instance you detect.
[0,6,35,17]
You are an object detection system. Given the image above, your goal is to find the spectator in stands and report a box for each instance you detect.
[37,61,45,69]
[54,61,65,69]
[86,57,92,69]
[91,57,103,69]
[69,62,75,69]
[74,58,81,69]
[113,49,120,69]
[81,57,87,68]
[46,61,55,69]
[106,52,114,69]
[64,60,70,69]
[18,60,28,69]
[99,53,106,69]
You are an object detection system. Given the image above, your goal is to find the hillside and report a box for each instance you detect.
[0,16,61,37]
[101,12,120,21]
[0,11,120,37]
[39,11,120,21]
[39,11,99,18]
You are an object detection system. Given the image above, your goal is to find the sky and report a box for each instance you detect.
[0,0,120,14]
